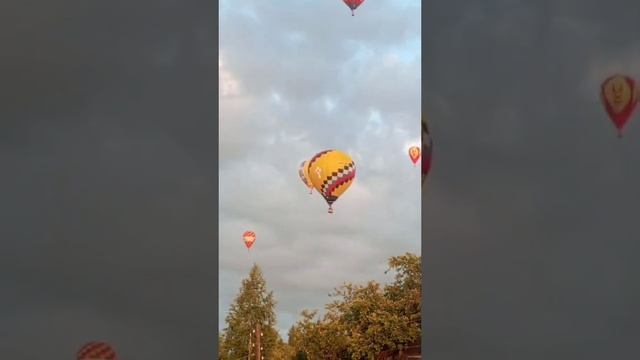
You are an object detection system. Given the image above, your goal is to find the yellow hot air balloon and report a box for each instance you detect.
[298,160,314,194]
[307,150,356,213]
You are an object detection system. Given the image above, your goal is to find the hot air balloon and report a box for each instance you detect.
[408,146,421,165]
[601,74,638,137]
[343,0,365,16]
[422,117,433,185]
[298,160,314,194]
[243,231,256,250]
[77,341,117,360]
[307,149,356,213]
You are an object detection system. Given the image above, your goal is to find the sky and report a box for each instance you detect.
[218,0,422,338]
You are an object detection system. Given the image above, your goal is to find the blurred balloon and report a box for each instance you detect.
[408,146,421,165]
[343,0,365,16]
[422,117,433,185]
[298,160,314,194]
[307,150,356,213]
[601,74,638,137]
[77,342,117,360]
[243,231,256,249]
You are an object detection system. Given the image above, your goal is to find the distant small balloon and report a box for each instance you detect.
[601,74,638,137]
[243,231,256,249]
[343,0,365,16]
[77,342,117,360]
[408,146,421,165]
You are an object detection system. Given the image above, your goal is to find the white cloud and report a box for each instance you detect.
[219,54,241,97]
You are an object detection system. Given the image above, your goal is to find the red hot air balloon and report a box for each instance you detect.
[601,74,638,137]
[343,0,365,16]
[408,146,421,165]
[243,231,256,250]
[77,341,117,360]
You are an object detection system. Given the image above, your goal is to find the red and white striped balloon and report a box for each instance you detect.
[243,231,256,249]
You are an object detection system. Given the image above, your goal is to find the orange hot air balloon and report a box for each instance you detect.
[77,341,117,360]
[243,231,256,250]
[601,74,638,137]
[408,146,421,165]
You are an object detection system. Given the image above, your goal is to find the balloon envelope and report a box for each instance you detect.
[77,342,117,360]
[422,117,433,184]
[343,0,365,15]
[298,160,314,193]
[601,74,638,136]
[408,146,421,164]
[307,150,356,213]
[243,231,256,249]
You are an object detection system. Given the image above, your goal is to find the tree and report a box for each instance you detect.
[219,264,280,360]
[270,338,295,360]
[288,310,349,360]
[336,253,422,359]
[287,325,308,360]
[288,253,422,360]
[384,253,422,330]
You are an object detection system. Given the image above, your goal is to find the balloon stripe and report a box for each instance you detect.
[320,162,355,194]
[326,170,355,196]
[308,150,332,168]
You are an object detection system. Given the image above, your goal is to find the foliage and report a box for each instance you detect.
[288,253,422,360]
[219,253,421,360]
[219,264,280,360]
[270,338,296,360]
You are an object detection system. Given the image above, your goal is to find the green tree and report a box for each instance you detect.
[219,264,280,360]
[270,337,295,360]
[384,253,422,330]
[287,324,308,360]
[334,253,422,359]
[287,310,319,359]
[289,253,422,360]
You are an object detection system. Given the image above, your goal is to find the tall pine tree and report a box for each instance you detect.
[219,264,279,360]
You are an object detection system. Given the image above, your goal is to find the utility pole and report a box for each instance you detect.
[255,323,262,360]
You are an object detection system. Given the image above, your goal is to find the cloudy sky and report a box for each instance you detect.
[219,0,421,337]
[423,0,640,359]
